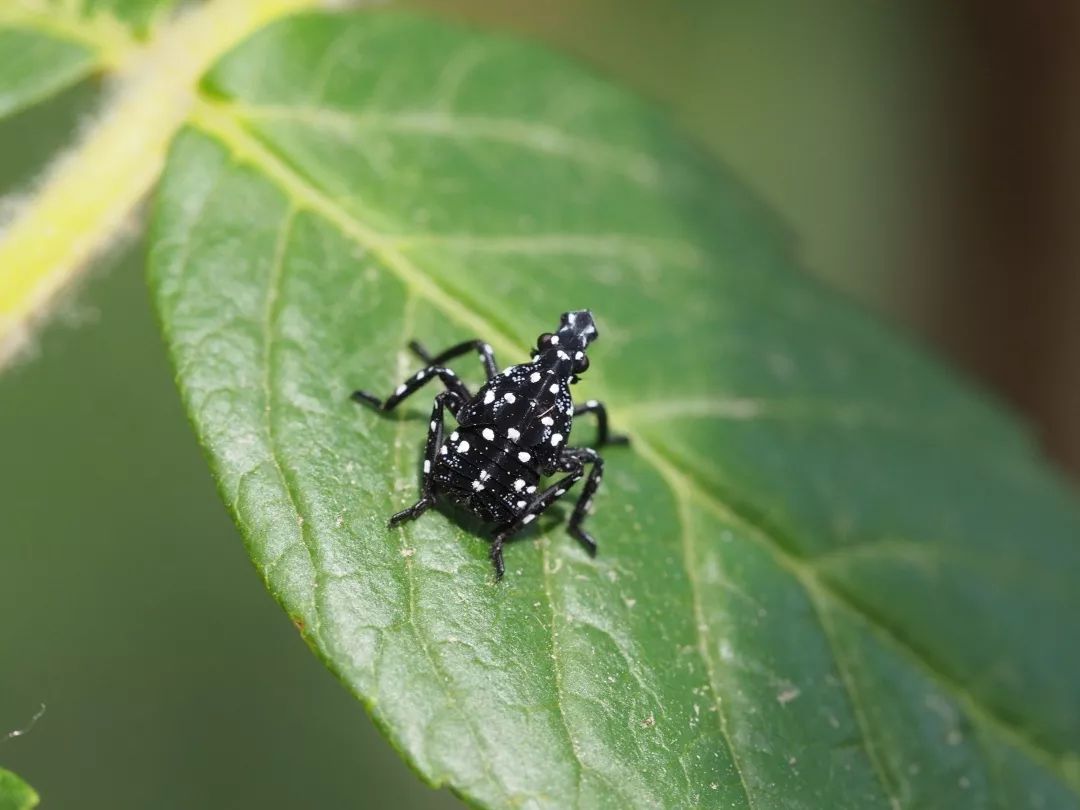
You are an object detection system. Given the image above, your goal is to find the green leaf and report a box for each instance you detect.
[0,28,96,121]
[0,0,158,121]
[149,11,1080,808]
[0,769,39,810]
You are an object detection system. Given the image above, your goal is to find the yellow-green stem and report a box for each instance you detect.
[0,0,322,367]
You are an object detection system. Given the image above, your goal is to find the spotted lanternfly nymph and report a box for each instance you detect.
[351,310,626,579]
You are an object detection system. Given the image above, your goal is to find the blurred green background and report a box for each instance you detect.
[2,1,1078,807]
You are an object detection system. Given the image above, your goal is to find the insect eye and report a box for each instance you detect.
[537,332,555,350]
[573,354,590,374]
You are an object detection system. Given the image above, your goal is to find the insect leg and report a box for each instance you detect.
[352,364,470,411]
[573,400,629,446]
[489,458,586,579]
[409,339,499,381]
[388,390,463,527]
[563,447,605,556]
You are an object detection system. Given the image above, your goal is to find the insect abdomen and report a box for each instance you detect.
[433,426,540,523]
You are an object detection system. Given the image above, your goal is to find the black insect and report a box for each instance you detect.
[351,310,626,579]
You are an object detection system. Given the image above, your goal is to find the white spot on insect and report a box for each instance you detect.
[516,500,527,509]
[507,427,520,440]
[549,383,560,394]
[513,479,525,491]
[586,399,598,408]
[555,488,566,496]
[484,390,495,404]
[440,445,448,455]
[550,335,559,345]
[423,460,431,473]
[518,451,531,462]
[479,470,490,481]
[416,369,426,379]
[541,416,554,426]
[444,368,456,376]
[503,392,516,404]
[523,514,535,524]
[471,480,485,491]
[430,420,437,430]
[458,441,470,453]
[450,431,459,441]
[575,352,584,360]
[527,485,537,494]
[557,350,569,360]
[395,384,406,396]
[529,371,541,383]
[551,433,564,446]
[482,428,495,441]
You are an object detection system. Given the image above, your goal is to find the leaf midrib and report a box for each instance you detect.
[186,93,1080,801]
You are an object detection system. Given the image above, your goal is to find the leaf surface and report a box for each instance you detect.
[0,769,38,810]
[150,12,1080,808]
[0,0,155,121]
[0,27,95,120]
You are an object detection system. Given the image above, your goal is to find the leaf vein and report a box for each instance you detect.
[634,436,1080,796]
[389,293,514,805]
[804,581,905,808]
[260,206,325,644]
[538,539,645,808]
[657,445,759,810]
[221,100,665,188]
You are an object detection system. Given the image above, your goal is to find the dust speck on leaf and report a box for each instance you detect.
[776,687,801,705]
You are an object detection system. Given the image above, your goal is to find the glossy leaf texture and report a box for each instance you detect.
[0,769,38,810]
[149,12,1080,809]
